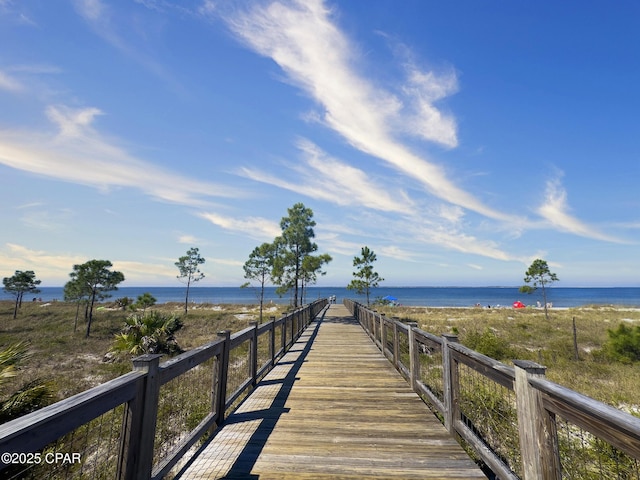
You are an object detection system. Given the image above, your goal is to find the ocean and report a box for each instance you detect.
[2,286,639,308]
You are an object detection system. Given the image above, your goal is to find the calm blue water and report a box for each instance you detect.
[2,286,639,308]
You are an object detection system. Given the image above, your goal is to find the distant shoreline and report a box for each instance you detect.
[2,286,639,309]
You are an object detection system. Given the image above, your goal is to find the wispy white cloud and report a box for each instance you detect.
[0,70,24,92]
[240,139,413,213]
[177,234,201,245]
[0,243,86,282]
[221,0,512,221]
[377,245,416,261]
[46,105,103,137]
[198,0,217,16]
[218,0,623,261]
[537,177,625,243]
[407,220,518,262]
[0,243,177,285]
[0,64,62,99]
[73,0,183,91]
[314,232,365,257]
[198,212,281,239]
[111,259,176,283]
[74,0,104,21]
[400,64,458,147]
[20,207,75,231]
[210,257,244,267]
[0,105,244,207]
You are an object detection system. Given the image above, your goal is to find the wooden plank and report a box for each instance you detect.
[175,305,485,479]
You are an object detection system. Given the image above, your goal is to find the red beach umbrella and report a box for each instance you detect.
[513,301,525,309]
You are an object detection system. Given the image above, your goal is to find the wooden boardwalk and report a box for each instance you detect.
[175,305,486,479]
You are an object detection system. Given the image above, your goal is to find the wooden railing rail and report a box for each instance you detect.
[0,299,328,480]
[344,299,640,480]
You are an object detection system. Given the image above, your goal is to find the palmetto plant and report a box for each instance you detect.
[0,342,52,423]
[111,311,184,356]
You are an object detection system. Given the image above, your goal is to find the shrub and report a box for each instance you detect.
[114,296,133,310]
[0,342,53,423]
[601,323,640,364]
[110,311,184,356]
[463,328,517,361]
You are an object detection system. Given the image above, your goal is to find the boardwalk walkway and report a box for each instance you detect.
[175,304,485,479]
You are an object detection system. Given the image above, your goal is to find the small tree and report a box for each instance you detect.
[115,297,133,310]
[64,278,89,333]
[243,242,276,322]
[67,260,125,337]
[272,203,318,308]
[519,258,559,320]
[2,270,41,319]
[176,247,205,314]
[347,247,384,307]
[135,292,157,314]
[300,253,332,303]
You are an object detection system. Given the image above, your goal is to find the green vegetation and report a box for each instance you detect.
[0,300,288,404]
[2,298,640,422]
[376,304,640,409]
[463,327,518,361]
[601,323,640,364]
[2,270,42,319]
[272,203,331,307]
[135,292,157,313]
[243,203,332,309]
[110,311,184,356]
[347,246,383,306]
[243,242,277,322]
[519,258,559,320]
[175,247,206,314]
[65,260,125,337]
[0,342,52,423]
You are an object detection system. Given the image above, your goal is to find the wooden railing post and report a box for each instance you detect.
[371,310,376,343]
[407,322,419,391]
[121,353,162,480]
[442,334,460,436]
[214,330,231,427]
[370,309,375,338]
[249,321,259,387]
[304,305,308,329]
[281,314,287,352]
[380,313,387,356]
[392,318,399,368]
[514,360,561,480]
[269,316,276,366]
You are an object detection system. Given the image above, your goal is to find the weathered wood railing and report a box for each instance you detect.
[0,299,328,480]
[344,299,640,480]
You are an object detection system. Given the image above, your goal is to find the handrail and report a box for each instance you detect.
[0,298,328,480]
[0,371,145,455]
[344,298,640,480]
[531,376,640,458]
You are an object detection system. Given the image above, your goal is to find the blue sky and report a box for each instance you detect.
[1,0,638,288]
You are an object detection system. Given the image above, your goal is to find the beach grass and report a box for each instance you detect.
[1,300,639,413]
[376,304,640,412]
[0,300,289,402]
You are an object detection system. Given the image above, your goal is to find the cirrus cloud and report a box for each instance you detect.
[0,105,245,207]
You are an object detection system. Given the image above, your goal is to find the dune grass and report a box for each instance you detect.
[0,300,288,403]
[376,304,640,411]
[1,300,639,413]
